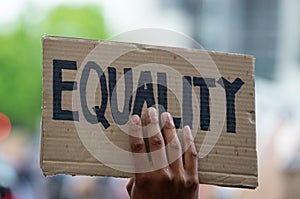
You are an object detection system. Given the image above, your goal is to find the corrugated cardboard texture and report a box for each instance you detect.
[41,36,258,189]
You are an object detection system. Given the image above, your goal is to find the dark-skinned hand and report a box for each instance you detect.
[127,107,199,199]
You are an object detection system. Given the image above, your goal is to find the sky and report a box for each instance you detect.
[0,0,189,37]
[0,0,111,23]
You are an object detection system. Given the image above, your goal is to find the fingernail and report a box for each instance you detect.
[148,107,158,123]
[161,112,174,128]
[131,115,141,133]
[183,125,191,131]
[131,115,140,125]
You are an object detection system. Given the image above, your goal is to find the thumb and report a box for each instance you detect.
[126,177,135,197]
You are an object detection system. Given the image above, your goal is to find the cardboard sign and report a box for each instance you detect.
[41,36,258,188]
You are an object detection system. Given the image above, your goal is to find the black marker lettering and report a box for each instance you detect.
[80,61,110,129]
[132,71,155,117]
[217,77,244,133]
[108,67,133,125]
[182,76,193,127]
[172,118,181,129]
[52,60,79,121]
[157,72,167,116]
[193,77,216,131]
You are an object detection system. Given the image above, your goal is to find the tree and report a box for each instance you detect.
[0,5,108,129]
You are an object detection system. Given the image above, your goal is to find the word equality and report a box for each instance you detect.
[52,60,244,133]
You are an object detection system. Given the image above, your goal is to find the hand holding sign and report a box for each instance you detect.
[127,108,199,199]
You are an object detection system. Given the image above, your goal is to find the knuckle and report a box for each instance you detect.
[185,176,199,188]
[131,141,144,152]
[159,171,172,183]
[137,171,173,187]
[190,150,198,160]
[150,135,163,148]
[174,175,185,186]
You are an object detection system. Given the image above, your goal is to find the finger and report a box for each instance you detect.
[161,112,183,172]
[145,107,168,170]
[182,125,198,175]
[130,115,149,172]
[126,178,135,197]
[130,115,146,152]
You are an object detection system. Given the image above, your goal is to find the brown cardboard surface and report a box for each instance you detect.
[41,36,258,188]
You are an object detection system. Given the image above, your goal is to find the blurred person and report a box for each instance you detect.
[0,185,14,199]
[0,133,35,199]
[0,157,16,199]
[126,108,199,199]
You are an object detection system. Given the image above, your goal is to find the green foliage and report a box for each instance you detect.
[0,5,108,129]
[42,5,108,39]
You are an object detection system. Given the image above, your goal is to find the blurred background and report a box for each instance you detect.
[0,0,300,198]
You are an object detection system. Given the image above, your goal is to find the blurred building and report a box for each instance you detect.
[160,0,300,81]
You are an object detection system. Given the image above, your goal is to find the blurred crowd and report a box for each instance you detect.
[0,131,129,199]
